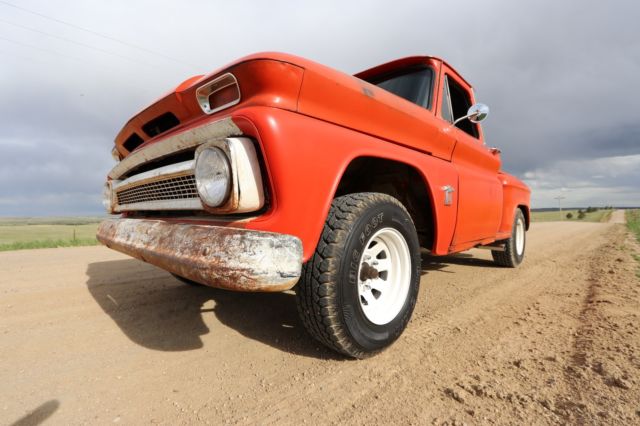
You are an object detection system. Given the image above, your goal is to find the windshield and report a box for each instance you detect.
[373,67,434,109]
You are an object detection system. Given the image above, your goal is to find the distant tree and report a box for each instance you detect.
[578,211,586,219]
[566,212,573,219]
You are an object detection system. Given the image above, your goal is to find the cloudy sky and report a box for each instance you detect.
[1,0,638,216]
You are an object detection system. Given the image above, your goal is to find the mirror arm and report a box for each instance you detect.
[452,113,475,127]
[449,103,489,128]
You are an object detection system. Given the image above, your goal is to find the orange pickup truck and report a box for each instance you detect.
[98,52,530,358]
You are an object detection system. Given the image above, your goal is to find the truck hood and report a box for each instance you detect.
[113,52,454,161]
[113,52,307,157]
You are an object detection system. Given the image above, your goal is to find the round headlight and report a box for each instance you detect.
[195,147,231,207]
[102,182,113,213]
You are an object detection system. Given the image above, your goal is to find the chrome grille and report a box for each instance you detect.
[116,174,197,205]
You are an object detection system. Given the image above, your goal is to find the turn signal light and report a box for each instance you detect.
[196,73,241,115]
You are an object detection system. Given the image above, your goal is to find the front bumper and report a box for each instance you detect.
[96,218,303,292]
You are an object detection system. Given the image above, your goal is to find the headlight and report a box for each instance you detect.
[195,147,231,207]
[102,182,113,213]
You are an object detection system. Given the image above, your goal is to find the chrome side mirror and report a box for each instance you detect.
[453,103,490,126]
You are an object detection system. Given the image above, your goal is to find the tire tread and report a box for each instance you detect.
[296,193,410,358]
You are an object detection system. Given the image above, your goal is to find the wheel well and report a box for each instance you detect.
[334,157,434,249]
[518,205,530,230]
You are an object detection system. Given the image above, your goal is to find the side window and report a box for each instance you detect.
[446,75,479,138]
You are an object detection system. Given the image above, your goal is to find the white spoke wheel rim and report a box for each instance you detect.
[515,217,525,256]
[357,227,412,325]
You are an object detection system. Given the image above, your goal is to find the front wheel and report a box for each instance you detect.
[296,193,421,358]
[492,209,526,267]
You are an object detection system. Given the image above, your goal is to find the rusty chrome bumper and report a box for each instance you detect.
[96,218,303,292]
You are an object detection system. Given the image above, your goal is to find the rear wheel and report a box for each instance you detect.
[492,209,526,267]
[296,193,421,358]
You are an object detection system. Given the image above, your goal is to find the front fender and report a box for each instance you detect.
[232,107,459,260]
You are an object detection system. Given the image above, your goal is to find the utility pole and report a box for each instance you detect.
[554,195,566,220]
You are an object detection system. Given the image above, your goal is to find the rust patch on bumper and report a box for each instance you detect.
[96,219,302,292]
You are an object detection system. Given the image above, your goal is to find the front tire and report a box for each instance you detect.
[492,209,526,267]
[296,193,421,358]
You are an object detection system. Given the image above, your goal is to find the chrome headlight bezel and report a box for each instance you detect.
[194,138,265,214]
[195,147,232,207]
[102,181,114,213]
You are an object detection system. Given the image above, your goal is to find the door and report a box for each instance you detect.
[438,70,502,246]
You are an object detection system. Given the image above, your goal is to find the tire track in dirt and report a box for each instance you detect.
[557,223,640,423]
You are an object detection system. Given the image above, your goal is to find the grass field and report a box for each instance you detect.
[531,209,612,223]
[0,218,102,251]
[0,216,104,226]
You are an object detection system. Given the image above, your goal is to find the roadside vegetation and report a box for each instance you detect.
[626,209,640,241]
[626,209,640,279]
[531,207,613,223]
[0,218,102,252]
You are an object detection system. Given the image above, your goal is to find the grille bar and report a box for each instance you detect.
[117,174,197,205]
[112,159,203,212]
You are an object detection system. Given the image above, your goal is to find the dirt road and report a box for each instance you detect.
[2,218,639,425]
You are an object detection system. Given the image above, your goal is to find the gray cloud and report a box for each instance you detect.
[525,154,640,206]
[0,0,638,215]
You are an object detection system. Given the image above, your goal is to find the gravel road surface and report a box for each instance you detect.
[2,216,639,425]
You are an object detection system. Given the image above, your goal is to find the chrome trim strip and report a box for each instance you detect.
[112,160,194,191]
[109,117,242,180]
[115,199,202,212]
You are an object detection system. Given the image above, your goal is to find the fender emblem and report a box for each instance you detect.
[441,185,455,206]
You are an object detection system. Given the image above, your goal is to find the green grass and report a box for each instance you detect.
[531,209,612,223]
[627,210,640,280]
[0,238,100,252]
[626,210,640,241]
[0,221,101,252]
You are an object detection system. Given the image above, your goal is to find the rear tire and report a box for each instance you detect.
[492,209,526,267]
[296,193,421,358]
